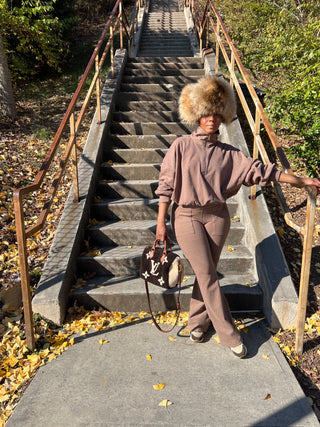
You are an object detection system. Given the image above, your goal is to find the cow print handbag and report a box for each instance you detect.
[140,239,183,333]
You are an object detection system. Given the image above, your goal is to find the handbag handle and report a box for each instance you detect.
[149,239,172,263]
[144,254,183,333]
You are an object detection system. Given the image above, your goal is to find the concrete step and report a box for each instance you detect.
[105,148,168,163]
[114,100,178,112]
[137,49,193,57]
[145,12,186,18]
[112,111,179,123]
[145,14,187,20]
[139,35,190,41]
[139,40,191,47]
[87,219,245,247]
[122,75,201,84]
[144,23,186,28]
[141,31,188,34]
[137,51,193,58]
[91,198,160,221]
[115,92,179,103]
[96,179,159,199]
[86,219,170,246]
[110,121,194,135]
[120,83,185,93]
[145,19,186,24]
[109,134,177,149]
[77,244,254,277]
[123,68,204,77]
[69,274,262,312]
[100,163,161,180]
[91,198,239,221]
[140,33,189,38]
[144,24,188,29]
[125,61,202,69]
[127,57,201,64]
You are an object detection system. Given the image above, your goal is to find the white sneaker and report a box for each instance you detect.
[190,330,205,343]
[230,343,247,358]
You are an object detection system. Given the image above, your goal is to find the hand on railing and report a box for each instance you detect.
[278,173,320,195]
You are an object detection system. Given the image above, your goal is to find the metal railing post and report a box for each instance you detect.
[295,192,317,355]
[95,55,102,124]
[120,0,124,50]
[110,27,114,78]
[230,51,235,87]
[206,6,210,48]
[13,192,35,350]
[215,21,220,76]
[251,109,261,200]
[70,111,79,203]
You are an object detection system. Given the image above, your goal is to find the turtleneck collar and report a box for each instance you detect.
[194,126,219,145]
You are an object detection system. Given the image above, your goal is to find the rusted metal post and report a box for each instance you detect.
[215,21,220,76]
[295,192,316,355]
[119,1,123,50]
[110,27,114,79]
[95,55,101,124]
[70,112,79,203]
[229,51,235,87]
[251,109,261,200]
[199,24,203,52]
[13,192,35,350]
[206,6,210,48]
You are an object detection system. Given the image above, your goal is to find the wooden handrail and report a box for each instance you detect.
[13,0,146,350]
[187,0,318,355]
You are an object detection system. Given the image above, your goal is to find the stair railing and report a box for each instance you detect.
[13,0,146,350]
[186,0,318,355]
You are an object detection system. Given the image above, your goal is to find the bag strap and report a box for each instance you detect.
[144,259,182,333]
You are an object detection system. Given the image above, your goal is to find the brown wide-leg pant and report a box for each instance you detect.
[172,203,242,347]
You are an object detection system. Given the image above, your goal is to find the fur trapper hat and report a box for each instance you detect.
[178,76,236,124]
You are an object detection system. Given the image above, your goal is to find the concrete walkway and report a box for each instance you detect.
[6,317,319,426]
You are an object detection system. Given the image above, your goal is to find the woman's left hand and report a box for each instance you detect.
[300,177,320,194]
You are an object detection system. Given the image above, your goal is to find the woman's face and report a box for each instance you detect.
[199,114,223,134]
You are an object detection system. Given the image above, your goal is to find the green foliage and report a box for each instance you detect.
[216,0,320,176]
[75,0,117,20]
[0,0,76,79]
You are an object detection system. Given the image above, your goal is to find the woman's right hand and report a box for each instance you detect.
[156,223,169,242]
[156,201,171,242]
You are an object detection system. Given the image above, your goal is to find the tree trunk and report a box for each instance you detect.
[0,34,16,119]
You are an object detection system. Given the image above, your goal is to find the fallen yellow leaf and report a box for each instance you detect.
[262,354,270,360]
[146,354,152,361]
[168,336,176,342]
[159,399,173,407]
[284,345,292,356]
[153,383,165,390]
[98,339,109,345]
[214,336,220,344]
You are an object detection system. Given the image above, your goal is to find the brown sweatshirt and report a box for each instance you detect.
[155,127,281,207]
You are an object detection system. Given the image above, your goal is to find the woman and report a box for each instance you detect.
[155,76,320,358]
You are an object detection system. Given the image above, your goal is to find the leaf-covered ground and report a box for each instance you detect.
[1,14,320,426]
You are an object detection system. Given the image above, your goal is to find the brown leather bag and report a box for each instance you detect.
[140,239,183,333]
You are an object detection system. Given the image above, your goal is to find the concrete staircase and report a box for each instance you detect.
[138,0,193,57]
[70,55,263,313]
